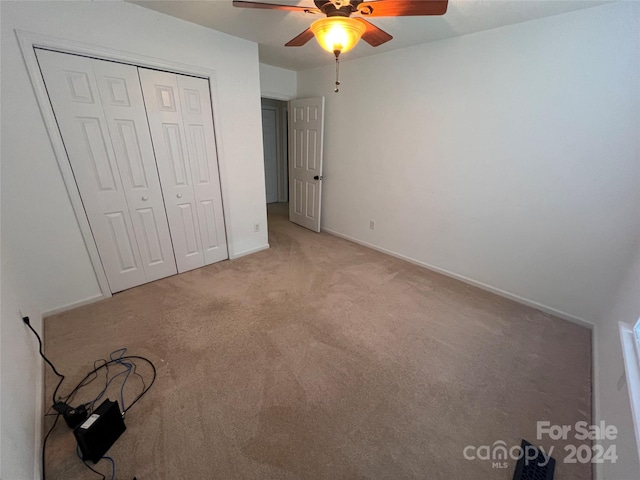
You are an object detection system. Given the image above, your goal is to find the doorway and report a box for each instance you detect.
[261,98,288,204]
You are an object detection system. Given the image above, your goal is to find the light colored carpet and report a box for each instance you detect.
[44,203,592,479]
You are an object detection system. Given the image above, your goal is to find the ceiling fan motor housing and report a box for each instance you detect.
[315,0,363,17]
[233,0,449,54]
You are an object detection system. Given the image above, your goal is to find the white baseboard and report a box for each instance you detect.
[321,227,594,329]
[321,226,600,461]
[33,314,45,480]
[41,293,105,318]
[592,324,602,480]
[229,244,270,260]
[34,364,44,480]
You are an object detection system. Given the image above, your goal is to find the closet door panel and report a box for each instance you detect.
[36,49,146,293]
[138,69,205,273]
[92,60,177,281]
[177,75,228,264]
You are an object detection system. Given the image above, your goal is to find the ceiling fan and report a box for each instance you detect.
[233,0,449,91]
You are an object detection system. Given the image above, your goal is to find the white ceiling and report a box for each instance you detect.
[131,0,610,71]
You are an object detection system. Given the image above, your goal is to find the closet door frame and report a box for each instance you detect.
[16,29,232,299]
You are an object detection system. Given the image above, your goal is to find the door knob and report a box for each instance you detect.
[141,196,148,201]
[314,175,323,180]
[177,194,182,198]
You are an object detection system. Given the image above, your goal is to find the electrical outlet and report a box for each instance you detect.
[254,223,260,233]
[369,220,375,230]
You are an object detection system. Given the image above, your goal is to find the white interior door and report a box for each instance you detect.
[36,49,177,293]
[262,107,279,204]
[139,68,228,272]
[288,97,325,232]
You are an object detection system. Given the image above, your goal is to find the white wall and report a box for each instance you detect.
[297,2,640,325]
[2,0,267,310]
[260,63,297,100]
[0,256,43,480]
[596,244,640,479]
[298,3,640,476]
[1,1,267,478]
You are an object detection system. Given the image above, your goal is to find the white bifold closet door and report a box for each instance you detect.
[36,49,228,293]
[138,69,228,271]
[36,49,177,293]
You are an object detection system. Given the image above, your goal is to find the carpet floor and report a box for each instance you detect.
[44,203,592,479]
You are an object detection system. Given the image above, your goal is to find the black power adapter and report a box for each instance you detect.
[74,399,126,463]
[53,402,88,429]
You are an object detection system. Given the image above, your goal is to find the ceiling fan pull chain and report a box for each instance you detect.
[334,49,340,93]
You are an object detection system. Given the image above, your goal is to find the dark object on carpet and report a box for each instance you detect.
[53,402,88,429]
[44,203,592,479]
[74,399,126,463]
[512,439,555,480]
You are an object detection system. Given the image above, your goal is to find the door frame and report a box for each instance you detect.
[16,29,233,298]
[280,105,289,203]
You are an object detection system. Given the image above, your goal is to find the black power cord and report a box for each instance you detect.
[63,354,157,416]
[23,316,64,480]
[77,446,114,480]
[41,412,60,480]
[22,317,65,405]
[23,316,157,480]
[81,460,105,480]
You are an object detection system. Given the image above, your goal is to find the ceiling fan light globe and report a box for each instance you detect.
[310,17,366,54]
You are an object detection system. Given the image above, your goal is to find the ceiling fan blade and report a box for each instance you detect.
[354,18,393,47]
[232,1,321,14]
[285,28,315,47]
[358,0,448,17]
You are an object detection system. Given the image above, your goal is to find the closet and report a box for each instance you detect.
[36,49,228,293]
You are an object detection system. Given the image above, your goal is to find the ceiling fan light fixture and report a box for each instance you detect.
[310,17,366,54]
